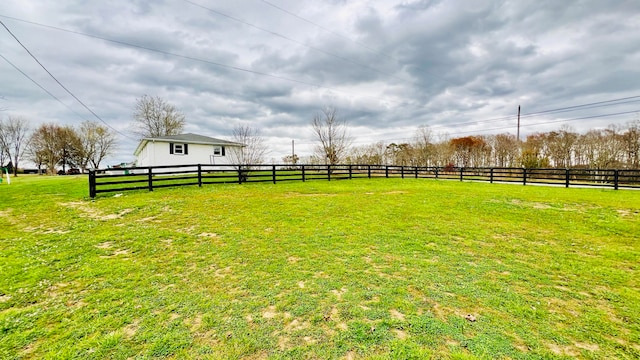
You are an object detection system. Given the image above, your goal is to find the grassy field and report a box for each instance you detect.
[1,175,639,359]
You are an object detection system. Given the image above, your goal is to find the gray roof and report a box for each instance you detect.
[134,133,243,156]
[147,133,242,145]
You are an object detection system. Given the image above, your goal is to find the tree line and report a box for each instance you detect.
[305,107,640,170]
[341,122,640,169]
[0,117,117,176]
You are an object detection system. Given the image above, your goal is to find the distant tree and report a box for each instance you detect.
[412,125,434,166]
[133,95,185,138]
[546,126,578,168]
[489,133,518,167]
[622,120,640,168]
[346,142,385,165]
[0,119,8,167]
[449,136,489,167]
[386,143,415,166]
[519,133,550,168]
[77,121,117,171]
[311,106,351,165]
[282,154,299,168]
[0,116,30,176]
[28,124,80,174]
[575,128,624,169]
[431,135,454,167]
[230,125,268,166]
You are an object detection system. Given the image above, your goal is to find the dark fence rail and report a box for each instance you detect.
[88,164,640,198]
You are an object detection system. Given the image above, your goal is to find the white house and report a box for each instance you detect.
[133,133,243,169]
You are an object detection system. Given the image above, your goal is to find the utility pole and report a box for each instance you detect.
[517,105,521,142]
[291,139,297,165]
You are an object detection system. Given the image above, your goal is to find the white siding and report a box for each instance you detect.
[135,141,241,170]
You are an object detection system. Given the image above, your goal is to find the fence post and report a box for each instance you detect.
[614,170,619,190]
[302,165,306,182]
[385,166,389,178]
[415,166,418,178]
[89,170,96,198]
[348,164,352,179]
[565,168,570,188]
[368,165,371,179]
[401,166,405,179]
[148,167,153,192]
[460,167,464,182]
[198,164,202,187]
[522,168,527,186]
[328,165,331,181]
[435,167,439,179]
[272,165,277,184]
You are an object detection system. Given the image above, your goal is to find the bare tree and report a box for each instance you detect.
[0,119,8,167]
[77,121,117,171]
[0,116,30,176]
[346,141,386,165]
[133,95,185,138]
[622,119,640,168]
[546,125,578,168]
[311,106,351,165]
[490,133,519,167]
[230,125,268,166]
[412,125,434,166]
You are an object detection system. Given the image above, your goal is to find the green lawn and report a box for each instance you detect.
[1,175,639,359]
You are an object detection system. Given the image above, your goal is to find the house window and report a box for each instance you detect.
[170,143,189,155]
[213,146,225,157]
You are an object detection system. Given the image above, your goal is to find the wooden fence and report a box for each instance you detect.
[88,164,640,198]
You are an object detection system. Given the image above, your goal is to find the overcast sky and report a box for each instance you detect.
[2,0,639,165]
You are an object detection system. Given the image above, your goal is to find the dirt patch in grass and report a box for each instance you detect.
[617,209,639,217]
[62,202,133,220]
[546,342,600,356]
[95,241,113,249]
[284,319,310,332]
[198,232,218,238]
[389,309,406,321]
[122,319,140,339]
[99,249,129,258]
[277,336,289,350]
[0,209,17,225]
[331,288,348,300]
[213,266,232,278]
[284,192,337,198]
[392,329,409,339]
[262,306,278,319]
[23,226,71,234]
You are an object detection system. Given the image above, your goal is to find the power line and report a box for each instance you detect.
[182,0,412,86]
[425,95,640,130]
[442,109,640,137]
[1,53,89,119]
[0,20,136,140]
[0,14,410,107]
